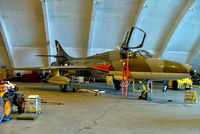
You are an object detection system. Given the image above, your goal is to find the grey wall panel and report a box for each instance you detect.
[0,0,46,48]
[89,0,141,56]
[163,0,200,64]
[47,0,93,58]
[133,0,187,56]
[13,47,48,68]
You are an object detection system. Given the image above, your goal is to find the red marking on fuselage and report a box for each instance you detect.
[92,64,111,72]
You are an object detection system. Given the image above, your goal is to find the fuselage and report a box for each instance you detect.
[68,50,191,81]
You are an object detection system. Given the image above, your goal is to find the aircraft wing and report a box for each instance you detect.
[14,64,111,72]
[13,64,111,87]
[14,66,92,70]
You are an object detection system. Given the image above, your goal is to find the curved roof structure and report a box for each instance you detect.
[0,0,199,72]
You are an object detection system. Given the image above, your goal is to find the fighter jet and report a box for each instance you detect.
[15,26,196,99]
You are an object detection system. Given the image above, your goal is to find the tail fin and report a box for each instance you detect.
[55,40,73,60]
[53,40,74,65]
[37,40,73,66]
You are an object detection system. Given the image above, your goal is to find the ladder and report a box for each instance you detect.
[184,90,198,104]
[121,55,132,96]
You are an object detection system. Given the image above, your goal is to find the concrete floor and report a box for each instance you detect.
[1,82,200,134]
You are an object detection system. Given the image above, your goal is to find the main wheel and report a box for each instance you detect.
[60,85,67,92]
[139,91,148,100]
[114,80,121,90]
[185,87,191,90]
[72,86,79,92]
[172,81,178,90]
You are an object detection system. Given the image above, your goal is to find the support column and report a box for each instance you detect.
[41,0,51,66]
[87,0,98,56]
[132,0,146,26]
[0,12,14,68]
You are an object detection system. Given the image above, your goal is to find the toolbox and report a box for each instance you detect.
[26,95,41,113]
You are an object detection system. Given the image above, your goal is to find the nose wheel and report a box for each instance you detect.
[139,91,148,99]
[137,80,152,100]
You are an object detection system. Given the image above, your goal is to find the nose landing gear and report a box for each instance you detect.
[136,80,152,100]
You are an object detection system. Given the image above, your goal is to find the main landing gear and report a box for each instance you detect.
[114,80,121,90]
[59,79,80,92]
[60,85,67,92]
[59,85,78,92]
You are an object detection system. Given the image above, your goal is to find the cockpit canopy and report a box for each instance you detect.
[120,49,154,59]
[132,50,153,58]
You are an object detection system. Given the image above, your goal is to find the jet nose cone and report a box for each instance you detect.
[189,67,196,76]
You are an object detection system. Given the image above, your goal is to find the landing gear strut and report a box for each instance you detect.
[60,85,67,92]
[59,84,79,92]
[139,91,148,100]
[137,80,152,100]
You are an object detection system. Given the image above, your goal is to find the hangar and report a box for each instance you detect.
[0,0,200,134]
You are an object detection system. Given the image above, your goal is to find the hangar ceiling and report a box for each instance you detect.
[0,0,199,72]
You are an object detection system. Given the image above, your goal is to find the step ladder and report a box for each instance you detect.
[121,55,132,96]
[184,90,198,104]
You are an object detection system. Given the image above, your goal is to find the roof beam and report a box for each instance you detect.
[187,37,200,64]
[0,11,15,68]
[87,0,146,56]
[87,0,97,56]
[132,0,146,26]
[158,0,194,58]
[41,0,51,66]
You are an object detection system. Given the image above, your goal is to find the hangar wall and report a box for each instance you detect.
[46,0,93,60]
[88,0,142,56]
[162,0,200,64]
[0,0,199,73]
[0,0,48,68]
[134,0,188,56]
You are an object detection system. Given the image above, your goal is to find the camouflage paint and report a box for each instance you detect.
[70,49,190,81]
